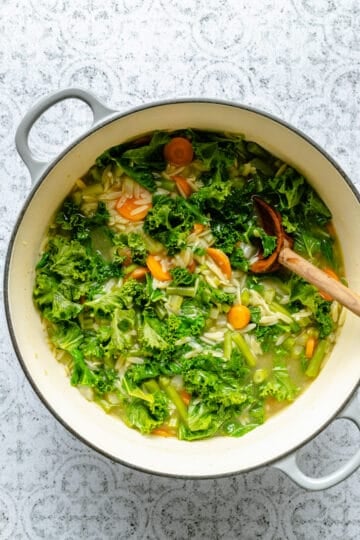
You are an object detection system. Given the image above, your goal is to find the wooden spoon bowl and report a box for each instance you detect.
[250,197,360,317]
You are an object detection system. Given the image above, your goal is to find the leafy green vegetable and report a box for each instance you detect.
[143,195,202,255]
[269,171,306,209]
[170,267,196,286]
[289,276,334,337]
[230,246,250,272]
[86,279,145,313]
[49,321,83,352]
[197,279,235,307]
[56,200,110,241]
[294,228,334,265]
[122,399,168,434]
[33,235,123,322]
[121,131,171,169]
[259,358,299,402]
[111,232,148,265]
[140,315,169,351]
[96,131,171,192]
[70,349,118,394]
[47,291,83,322]
[179,401,228,440]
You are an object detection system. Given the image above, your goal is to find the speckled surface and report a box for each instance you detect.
[1,1,360,538]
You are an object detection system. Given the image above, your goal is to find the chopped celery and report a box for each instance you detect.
[167,294,183,313]
[241,289,250,306]
[305,340,328,378]
[263,288,275,303]
[159,377,188,424]
[166,286,197,297]
[270,301,293,320]
[143,379,161,393]
[154,303,167,320]
[253,369,268,384]
[231,332,257,367]
[143,234,164,254]
[158,178,177,191]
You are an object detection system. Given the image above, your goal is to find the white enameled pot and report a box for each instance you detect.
[4,89,360,489]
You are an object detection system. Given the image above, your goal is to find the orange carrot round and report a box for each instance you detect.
[164,137,194,165]
[171,175,193,198]
[116,196,152,221]
[146,254,171,281]
[207,247,232,279]
[319,267,340,301]
[227,304,251,329]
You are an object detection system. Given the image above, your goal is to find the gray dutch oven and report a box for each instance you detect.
[4,88,360,489]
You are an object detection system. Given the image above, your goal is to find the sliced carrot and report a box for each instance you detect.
[179,389,191,406]
[193,223,205,234]
[127,267,149,281]
[187,260,196,273]
[227,304,251,329]
[164,137,194,165]
[305,336,317,359]
[146,254,171,281]
[152,427,175,437]
[116,196,152,221]
[207,247,232,279]
[171,175,193,198]
[319,267,340,301]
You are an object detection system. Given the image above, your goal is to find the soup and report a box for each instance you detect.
[33,129,344,440]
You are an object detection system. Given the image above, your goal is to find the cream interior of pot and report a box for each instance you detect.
[7,102,360,477]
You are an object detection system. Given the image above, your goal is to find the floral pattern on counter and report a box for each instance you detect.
[0,0,360,538]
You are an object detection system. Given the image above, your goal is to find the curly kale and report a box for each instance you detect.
[56,199,110,240]
[95,131,171,193]
[143,195,203,255]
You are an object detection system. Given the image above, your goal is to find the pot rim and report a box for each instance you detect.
[4,96,360,479]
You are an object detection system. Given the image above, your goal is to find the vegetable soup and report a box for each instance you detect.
[33,129,344,440]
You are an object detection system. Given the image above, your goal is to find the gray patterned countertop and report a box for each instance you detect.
[1,1,360,538]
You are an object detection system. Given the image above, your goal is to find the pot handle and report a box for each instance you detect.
[15,88,116,183]
[273,391,360,490]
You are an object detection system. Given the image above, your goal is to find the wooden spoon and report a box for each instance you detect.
[250,196,360,317]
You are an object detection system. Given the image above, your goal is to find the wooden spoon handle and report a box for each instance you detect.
[279,247,360,317]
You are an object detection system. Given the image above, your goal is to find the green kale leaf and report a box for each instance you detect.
[143,195,202,255]
[56,200,110,241]
[96,131,171,193]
